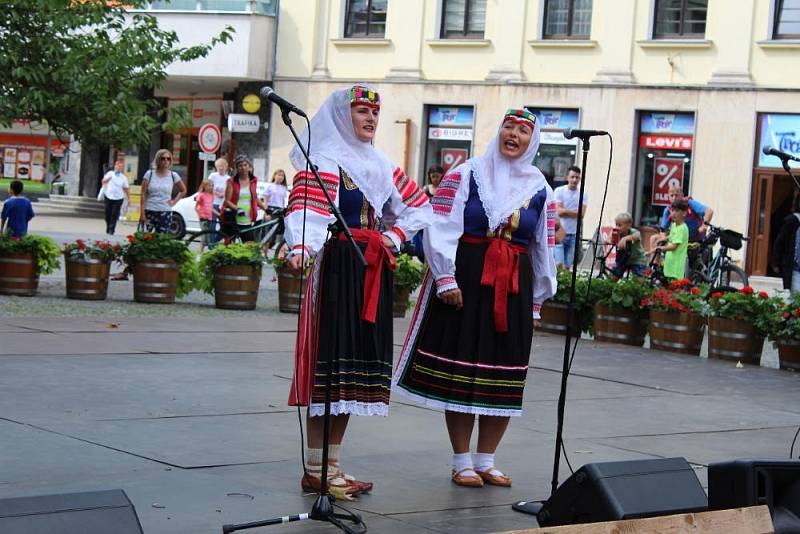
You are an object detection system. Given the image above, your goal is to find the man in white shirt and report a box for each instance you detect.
[553,166,588,269]
[101,159,130,235]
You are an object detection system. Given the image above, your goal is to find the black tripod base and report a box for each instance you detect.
[222,494,366,534]
[512,499,544,518]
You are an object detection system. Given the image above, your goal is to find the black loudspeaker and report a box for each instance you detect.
[537,457,708,526]
[709,458,800,534]
[0,489,144,534]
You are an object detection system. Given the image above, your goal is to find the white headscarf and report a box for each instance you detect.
[466,110,549,231]
[289,85,395,211]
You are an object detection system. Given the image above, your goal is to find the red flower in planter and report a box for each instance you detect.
[794,308,800,318]
[127,235,136,243]
[740,286,754,295]
[759,291,769,299]
[711,291,723,299]
[784,311,792,320]
[144,234,153,241]
[76,239,86,251]
[690,287,700,295]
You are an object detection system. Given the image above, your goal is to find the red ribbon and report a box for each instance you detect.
[339,229,397,324]
[461,235,527,333]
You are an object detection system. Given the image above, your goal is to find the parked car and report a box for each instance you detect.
[169,181,269,238]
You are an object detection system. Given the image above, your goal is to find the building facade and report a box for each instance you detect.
[268,0,800,277]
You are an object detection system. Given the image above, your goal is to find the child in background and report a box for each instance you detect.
[611,212,648,277]
[656,198,689,280]
[1,180,35,238]
[195,179,217,254]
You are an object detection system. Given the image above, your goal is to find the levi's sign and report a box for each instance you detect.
[228,113,260,133]
[639,134,693,151]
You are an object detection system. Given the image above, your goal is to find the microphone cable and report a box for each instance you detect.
[554,133,615,475]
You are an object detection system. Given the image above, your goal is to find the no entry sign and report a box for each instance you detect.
[652,157,684,207]
[198,123,221,154]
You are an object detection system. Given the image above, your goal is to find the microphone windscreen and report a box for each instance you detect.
[259,86,274,99]
[762,145,774,156]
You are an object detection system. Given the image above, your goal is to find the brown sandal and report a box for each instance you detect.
[475,467,512,487]
[451,468,484,487]
[329,465,374,493]
[301,472,362,499]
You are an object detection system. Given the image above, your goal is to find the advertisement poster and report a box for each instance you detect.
[652,157,685,207]
[441,148,468,173]
[16,148,31,180]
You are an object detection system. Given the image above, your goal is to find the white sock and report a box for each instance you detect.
[473,452,503,476]
[452,452,476,475]
[305,448,322,473]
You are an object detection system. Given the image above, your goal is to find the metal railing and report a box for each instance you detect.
[145,0,276,15]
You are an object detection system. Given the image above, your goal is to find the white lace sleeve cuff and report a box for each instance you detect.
[435,275,458,295]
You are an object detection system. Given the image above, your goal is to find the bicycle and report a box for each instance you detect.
[688,224,748,290]
[183,209,286,262]
[644,245,669,288]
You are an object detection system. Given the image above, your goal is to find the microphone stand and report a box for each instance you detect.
[782,159,800,193]
[512,134,594,521]
[222,109,367,534]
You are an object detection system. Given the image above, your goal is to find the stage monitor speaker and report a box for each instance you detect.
[537,457,708,527]
[0,489,144,534]
[709,458,800,534]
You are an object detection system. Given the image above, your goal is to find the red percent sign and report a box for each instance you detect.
[441,148,468,173]
[652,157,685,207]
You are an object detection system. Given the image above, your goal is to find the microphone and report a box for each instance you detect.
[762,145,800,162]
[563,128,608,140]
[259,87,307,118]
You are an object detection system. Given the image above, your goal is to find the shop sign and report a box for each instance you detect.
[530,108,580,131]
[428,106,474,128]
[540,131,578,146]
[242,94,261,114]
[652,157,685,207]
[227,113,260,133]
[640,134,693,151]
[428,127,473,141]
[167,99,222,129]
[757,113,800,168]
[640,112,695,135]
[441,148,469,172]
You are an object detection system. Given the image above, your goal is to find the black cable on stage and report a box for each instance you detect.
[292,114,313,479]
[790,425,800,459]
[557,134,615,475]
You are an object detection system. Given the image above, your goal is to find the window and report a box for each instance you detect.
[441,0,487,39]
[774,0,800,39]
[653,0,707,39]
[344,0,388,38]
[543,0,593,39]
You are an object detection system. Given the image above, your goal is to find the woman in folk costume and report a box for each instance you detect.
[393,108,557,488]
[284,85,431,498]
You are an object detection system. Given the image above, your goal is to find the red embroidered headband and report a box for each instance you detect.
[350,86,381,109]
[503,108,536,127]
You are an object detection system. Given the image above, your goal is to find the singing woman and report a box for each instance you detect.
[284,85,431,498]
[393,108,557,488]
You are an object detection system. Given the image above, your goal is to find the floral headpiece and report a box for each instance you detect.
[503,108,536,128]
[349,86,381,109]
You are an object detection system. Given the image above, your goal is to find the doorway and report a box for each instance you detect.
[747,171,797,276]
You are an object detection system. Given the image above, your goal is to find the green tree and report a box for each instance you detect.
[0,1,234,147]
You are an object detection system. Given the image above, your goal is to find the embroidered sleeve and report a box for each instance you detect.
[382,167,432,249]
[287,170,338,216]
[284,170,338,259]
[530,188,558,319]
[423,167,469,295]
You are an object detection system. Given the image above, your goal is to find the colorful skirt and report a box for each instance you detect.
[288,236,394,417]
[393,240,534,417]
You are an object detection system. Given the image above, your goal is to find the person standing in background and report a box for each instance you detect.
[1,180,34,238]
[553,166,588,269]
[423,165,444,198]
[208,158,229,246]
[100,158,130,235]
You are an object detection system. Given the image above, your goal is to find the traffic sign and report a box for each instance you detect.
[198,123,221,154]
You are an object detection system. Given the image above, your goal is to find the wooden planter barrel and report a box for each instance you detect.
[393,286,411,318]
[776,339,800,371]
[648,310,705,356]
[538,301,581,336]
[132,260,178,304]
[593,303,648,347]
[0,252,38,296]
[276,265,304,313]
[707,317,764,365]
[65,258,110,300]
[214,264,261,310]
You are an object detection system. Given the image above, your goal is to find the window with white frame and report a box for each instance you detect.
[653,0,707,39]
[344,0,388,38]
[773,0,800,39]
[543,0,592,39]
[440,0,487,39]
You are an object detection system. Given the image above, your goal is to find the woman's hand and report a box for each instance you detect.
[287,254,305,273]
[534,319,542,329]
[439,288,463,309]
[381,235,395,249]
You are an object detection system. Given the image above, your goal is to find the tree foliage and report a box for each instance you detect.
[0,1,234,147]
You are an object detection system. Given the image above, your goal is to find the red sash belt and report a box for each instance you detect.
[339,229,397,324]
[461,235,527,333]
